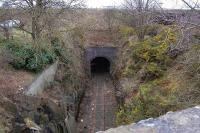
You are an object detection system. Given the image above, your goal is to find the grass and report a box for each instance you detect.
[11,29,32,43]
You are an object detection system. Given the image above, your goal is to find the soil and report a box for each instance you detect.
[0,50,35,98]
[85,30,118,47]
[0,49,36,132]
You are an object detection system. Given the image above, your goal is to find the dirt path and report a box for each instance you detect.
[78,73,117,133]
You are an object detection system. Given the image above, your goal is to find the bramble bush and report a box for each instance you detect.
[184,44,200,77]
[175,44,200,105]
[3,40,57,72]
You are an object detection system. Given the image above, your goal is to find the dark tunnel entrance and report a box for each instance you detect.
[91,57,110,74]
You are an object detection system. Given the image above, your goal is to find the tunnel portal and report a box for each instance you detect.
[91,57,110,73]
[85,47,117,75]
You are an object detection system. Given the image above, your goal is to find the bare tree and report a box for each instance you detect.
[1,0,85,43]
[0,1,13,39]
[123,0,160,40]
[174,0,200,50]
[182,0,200,10]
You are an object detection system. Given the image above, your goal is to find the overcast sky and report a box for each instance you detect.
[0,0,193,9]
[86,0,186,9]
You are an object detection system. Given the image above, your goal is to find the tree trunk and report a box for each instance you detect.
[3,27,10,40]
[31,16,36,41]
[31,0,43,42]
[136,13,147,40]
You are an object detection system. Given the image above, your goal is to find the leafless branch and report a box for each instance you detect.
[0,0,85,42]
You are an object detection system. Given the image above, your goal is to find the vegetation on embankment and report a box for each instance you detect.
[115,24,200,125]
[1,39,57,72]
[0,23,87,132]
[0,28,58,72]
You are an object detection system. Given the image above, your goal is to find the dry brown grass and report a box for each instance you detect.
[0,50,35,98]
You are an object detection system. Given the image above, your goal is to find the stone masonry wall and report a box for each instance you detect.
[98,106,200,133]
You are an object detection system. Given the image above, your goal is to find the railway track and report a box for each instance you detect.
[78,73,117,133]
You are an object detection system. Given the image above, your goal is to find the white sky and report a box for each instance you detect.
[0,0,193,9]
[86,0,186,9]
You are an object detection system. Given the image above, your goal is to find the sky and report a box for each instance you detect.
[0,0,192,9]
[86,0,186,9]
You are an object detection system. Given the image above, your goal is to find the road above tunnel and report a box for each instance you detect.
[77,73,117,133]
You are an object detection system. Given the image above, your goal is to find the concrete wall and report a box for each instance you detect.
[25,61,58,96]
[65,114,77,133]
[24,60,83,133]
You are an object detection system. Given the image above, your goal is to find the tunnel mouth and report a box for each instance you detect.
[91,57,110,74]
